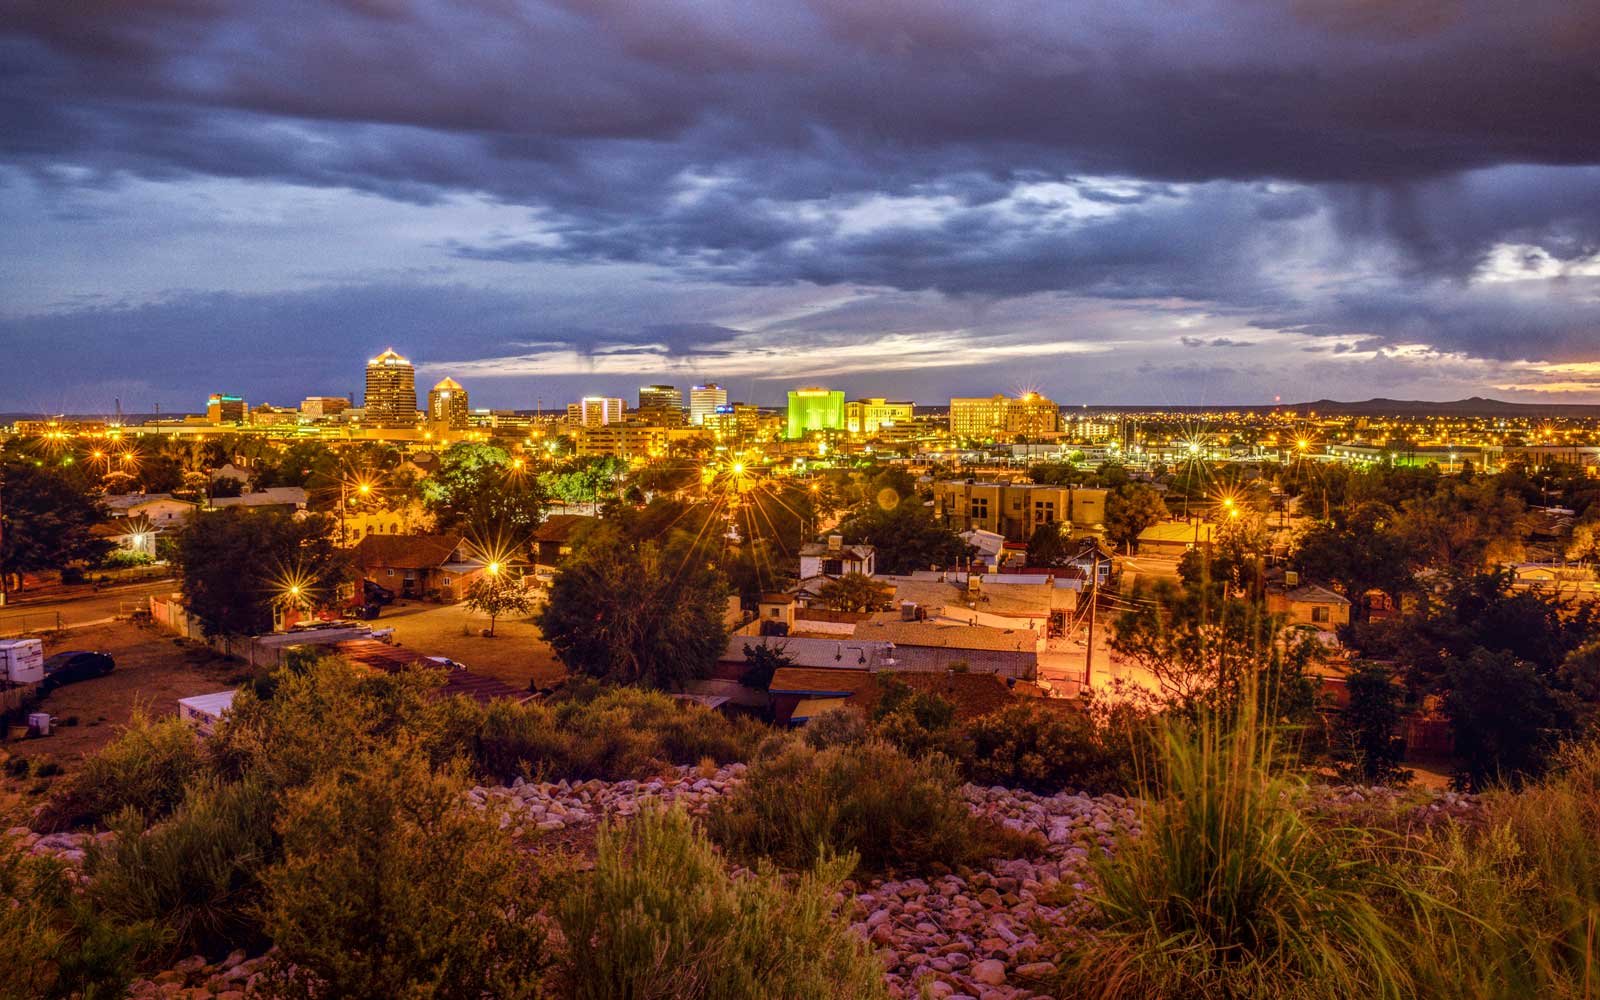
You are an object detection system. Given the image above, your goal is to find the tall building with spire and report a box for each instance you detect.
[427,376,469,429]
[364,348,418,427]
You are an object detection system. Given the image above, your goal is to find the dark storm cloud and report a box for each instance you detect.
[5,0,1600,380]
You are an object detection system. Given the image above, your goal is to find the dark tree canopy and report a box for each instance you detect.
[537,526,729,689]
[176,510,349,637]
[1104,482,1169,553]
[836,502,968,575]
[0,460,112,593]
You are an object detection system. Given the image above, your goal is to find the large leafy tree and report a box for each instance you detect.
[175,509,349,637]
[423,442,546,537]
[814,572,892,612]
[541,456,626,513]
[1104,482,1169,553]
[1445,648,1574,790]
[1110,578,1319,719]
[836,502,969,575]
[537,526,729,689]
[0,460,113,594]
[1291,502,1415,618]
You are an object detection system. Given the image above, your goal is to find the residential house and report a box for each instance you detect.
[209,487,308,515]
[90,517,160,559]
[1272,584,1352,630]
[354,533,475,599]
[103,493,198,529]
[799,535,876,579]
[532,514,596,572]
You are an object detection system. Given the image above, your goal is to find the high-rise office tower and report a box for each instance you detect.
[638,384,685,425]
[689,384,727,426]
[427,377,470,429]
[364,348,418,427]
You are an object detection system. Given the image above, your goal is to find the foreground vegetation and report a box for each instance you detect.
[1058,700,1600,1000]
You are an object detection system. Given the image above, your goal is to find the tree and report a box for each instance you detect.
[461,573,534,638]
[1104,482,1169,553]
[538,526,729,689]
[1110,578,1318,718]
[0,460,112,595]
[836,503,969,575]
[1445,648,1572,790]
[542,456,626,513]
[1026,523,1071,568]
[814,572,892,612]
[1331,662,1411,785]
[1291,502,1415,618]
[423,442,546,537]
[740,642,793,690]
[175,510,349,637]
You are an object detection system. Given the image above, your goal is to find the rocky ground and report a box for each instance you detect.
[10,769,1478,1000]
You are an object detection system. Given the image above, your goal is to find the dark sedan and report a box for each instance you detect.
[41,651,115,691]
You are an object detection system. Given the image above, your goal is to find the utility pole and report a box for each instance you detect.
[1083,551,1099,689]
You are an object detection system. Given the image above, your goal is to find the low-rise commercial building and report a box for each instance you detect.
[932,480,1107,541]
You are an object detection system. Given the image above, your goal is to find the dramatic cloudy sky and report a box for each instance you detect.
[4,0,1600,413]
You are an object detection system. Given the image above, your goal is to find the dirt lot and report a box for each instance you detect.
[3,622,249,770]
[375,600,567,691]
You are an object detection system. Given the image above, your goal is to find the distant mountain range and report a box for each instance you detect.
[1280,397,1600,417]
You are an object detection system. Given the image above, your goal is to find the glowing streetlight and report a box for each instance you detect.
[486,561,501,577]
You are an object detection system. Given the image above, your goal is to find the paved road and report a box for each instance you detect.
[0,579,178,633]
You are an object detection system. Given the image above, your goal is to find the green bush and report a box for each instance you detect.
[557,806,886,1000]
[260,749,551,1000]
[963,702,1134,794]
[1056,705,1413,999]
[0,834,160,1000]
[208,657,473,793]
[1401,742,1600,998]
[868,676,971,759]
[87,777,275,960]
[474,686,764,782]
[802,705,869,750]
[706,740,1034,876]
[36,712,204,831]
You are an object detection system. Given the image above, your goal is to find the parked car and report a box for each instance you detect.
[40,651,115,691]
[363,579,396,605]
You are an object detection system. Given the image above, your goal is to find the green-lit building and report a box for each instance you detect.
[786,387,846,439]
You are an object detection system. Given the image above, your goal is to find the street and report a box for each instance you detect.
[0,579,178,634]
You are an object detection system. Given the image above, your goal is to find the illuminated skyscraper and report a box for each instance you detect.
[689,384,727,425]
[427,377,469,429]
[205,393,247,424]
[638,384,685,425]
[363,348,418,427]
[786,387,845,439]
[567,396,624,426]
[948,392,1058,439]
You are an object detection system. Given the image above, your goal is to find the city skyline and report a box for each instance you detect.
[5,3,1600,412]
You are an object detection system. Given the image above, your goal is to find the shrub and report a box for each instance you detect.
[706,740,1034,876]
[1056,705,1413,1000]
[87,777,275,960]
[36,712,204,831]
[802,705,869,750]
[260,749,551,999]
[964,702,1133,794]
[557,806,886,1000]
[208,657,471,793]
[0,834,159,1000]
[1401,741,1600,998]
[868,676,970,759]
[474,687,764,783]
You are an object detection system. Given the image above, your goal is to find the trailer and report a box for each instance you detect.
[0,639,44,685]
